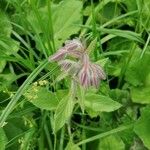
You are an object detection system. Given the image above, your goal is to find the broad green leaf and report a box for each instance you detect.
[107,37,133,52]
[52,0,82,48]
[0,61,6,73]
[56,89,68,99]
[134,106,150,149]
[123,0,137,11]
[0,73,17,91]
[145,73,150,86]
[27,0,82,49]
[99,2,121,24]
[65,140,81,150]
[98,134,125,150]
[4,117,28,150]
[25,86,59,110]
[109,89,129,103]
[0,128,7,150]
[141,0,150,31]
[54,95,74,132]
[125,48,150,86]
[85,93,122,112]
[131,87,150,104]
[0,36,19,72]
[0,11,12,36]
[0,36,19,55]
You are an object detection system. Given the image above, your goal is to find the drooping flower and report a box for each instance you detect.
[48,39,106,88]
[77,53,106,88]
[77,53,91,87]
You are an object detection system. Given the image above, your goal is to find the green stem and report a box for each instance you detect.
[59,127,65,150]
[54,134,57,150]
[81,115,86,150]
[44,124,53,150]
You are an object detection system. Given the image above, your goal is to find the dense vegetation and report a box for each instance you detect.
[0,0,150,149]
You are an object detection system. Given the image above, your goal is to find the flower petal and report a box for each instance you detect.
[48,48,67,62]
[65,39,83,51]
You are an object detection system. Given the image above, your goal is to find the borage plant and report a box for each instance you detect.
[3,0,149,149]
[49,39,106,131]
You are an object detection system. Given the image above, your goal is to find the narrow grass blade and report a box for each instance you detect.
[76,124,133,146]
[99,28,144,44]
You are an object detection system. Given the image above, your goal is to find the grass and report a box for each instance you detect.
[0,0,150,150]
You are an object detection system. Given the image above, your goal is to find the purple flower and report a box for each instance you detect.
[48,39,106,89]
[48,48,67,62]
[49,39,83,62]
[89,63,106,88]
[78,53,90,87]
[78,53,106,88]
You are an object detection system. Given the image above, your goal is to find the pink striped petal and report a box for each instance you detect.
[48,48,67,62]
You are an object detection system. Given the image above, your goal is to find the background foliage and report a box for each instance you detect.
[0,0,150,149]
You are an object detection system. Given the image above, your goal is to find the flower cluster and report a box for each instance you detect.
[48,39,106,88]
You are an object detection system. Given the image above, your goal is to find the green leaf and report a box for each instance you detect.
[27,0,82,49]
[98,134,125,150]
[3,117,29,149]
[0,61,6,73]
[0,73,17,91]
[109,89,129,102]
[52,0,82,48]
[0,60,49,128]
[131,87,150,104]
[102,2,121,19]
[134,106,150,149]
[96,58,109,68]
[141,0,150,31]
[65,140,81,150]
[54,95,74,132]
[0,11,12,36]
[125,48,150,86]
[25,86,59,110]
[0,128,7,150]
[99,28,144,43]
[107,37,133,52]
[87,38,97,59]
[123,0,137,11]
[0,36,19,73]
[85,93,122,113]
[0,36,19,56]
